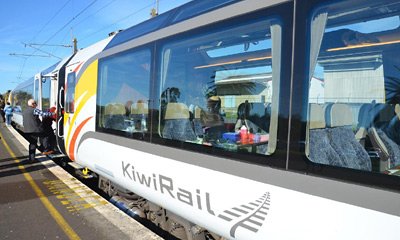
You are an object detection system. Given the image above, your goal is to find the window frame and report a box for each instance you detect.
[96,45,154,141]
[150,3,294,168]
[289,0,400,191]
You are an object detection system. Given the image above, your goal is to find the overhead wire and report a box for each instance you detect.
[42,0,98,46]
[16,0,98,81]
[30,0,73,43]
[73,0,117,28]
[79,1,154,42]
[17,0,73,81]
[43,0,98,57]
[15,0,186,83]
[79,0,185,43]
[64,0,117,48]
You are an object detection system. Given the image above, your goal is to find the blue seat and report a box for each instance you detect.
[309,103,371,171]
[308,104,345,167]
[327,104,371,171]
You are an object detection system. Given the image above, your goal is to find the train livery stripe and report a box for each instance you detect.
[73,62,84,73]
[0,131,81,240]
[66,60,98,152]
[69,117,93,161]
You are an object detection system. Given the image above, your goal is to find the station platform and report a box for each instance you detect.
[0,119,162,240]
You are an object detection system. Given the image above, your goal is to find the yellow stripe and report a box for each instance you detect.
[0,131,81,240]
[66,60,98,150]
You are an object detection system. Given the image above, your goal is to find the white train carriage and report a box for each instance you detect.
[13,0,400,239]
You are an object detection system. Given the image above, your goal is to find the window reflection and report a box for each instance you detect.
[307,0,400,176]
[160,19,280,155]
[97,49,151,136]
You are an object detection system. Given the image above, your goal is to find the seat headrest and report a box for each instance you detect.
[194,106,202,119]
[309,104,325,129]
[208,96,220,102]
[330,104,352,127]
[105,103,125,115]
[165,103,190,120]
[132,101,148,114]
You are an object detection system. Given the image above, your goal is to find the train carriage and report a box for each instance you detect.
[12,0,400,239]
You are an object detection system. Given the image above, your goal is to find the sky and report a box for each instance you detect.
[0,0,191,95]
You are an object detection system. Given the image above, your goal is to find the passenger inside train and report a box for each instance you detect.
[156,19,275,154]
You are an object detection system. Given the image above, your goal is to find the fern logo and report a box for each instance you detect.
[218,192,271,238]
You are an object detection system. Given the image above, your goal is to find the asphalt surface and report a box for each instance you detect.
[0,117,162,240]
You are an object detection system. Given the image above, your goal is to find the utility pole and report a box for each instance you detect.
[151,0,159,18]
[73,38,78,54]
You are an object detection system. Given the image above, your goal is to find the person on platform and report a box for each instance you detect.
[3,102,13,126]
[0,99,5,123]
[22,99,55,162]
[41,106,57,155]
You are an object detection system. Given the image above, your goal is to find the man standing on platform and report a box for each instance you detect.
[0,98,5,123]
[23,99,55,162]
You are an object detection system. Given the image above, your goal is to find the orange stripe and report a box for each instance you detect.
[69,116,93,161]
[73,62,84,73]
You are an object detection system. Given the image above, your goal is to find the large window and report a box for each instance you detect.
[307,0,400,177]
[97,49,151,137]
[159,19,282,155]
[13,83,34,112]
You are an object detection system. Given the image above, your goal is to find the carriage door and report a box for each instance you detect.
[64,72,76,152]
[55,68,67,154]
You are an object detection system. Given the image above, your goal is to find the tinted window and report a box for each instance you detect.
[307,0,400,177]
[97,49,151,137]
[159,19,282,155]
[66,73,76,113]
[13,84,33,112]
[42,76,51,110]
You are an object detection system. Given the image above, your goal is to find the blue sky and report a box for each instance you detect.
[0,0,191,94]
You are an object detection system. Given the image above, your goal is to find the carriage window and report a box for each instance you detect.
[159,19,282,155]
[97,49,151,137]
[13,82,33,112]
[307,0,400,177]
[34,78,39,103]
[42,77,51,110]
[65,73,76,113]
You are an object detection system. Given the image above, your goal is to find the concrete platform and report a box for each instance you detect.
[0,119,162,240]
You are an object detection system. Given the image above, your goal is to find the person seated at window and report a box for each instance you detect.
[125,100,133,117]
[201,96,225,141]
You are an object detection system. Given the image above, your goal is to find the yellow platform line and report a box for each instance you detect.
[0,131,81,240]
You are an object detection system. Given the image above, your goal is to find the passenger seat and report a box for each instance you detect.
[162,103,197,142]
[368,104,400,169]
[104,103,126,130]
[308,104,343,167]
[328,104,371,171]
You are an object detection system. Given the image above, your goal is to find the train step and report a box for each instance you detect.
[68,161,84,169]
[68,162,95,179]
